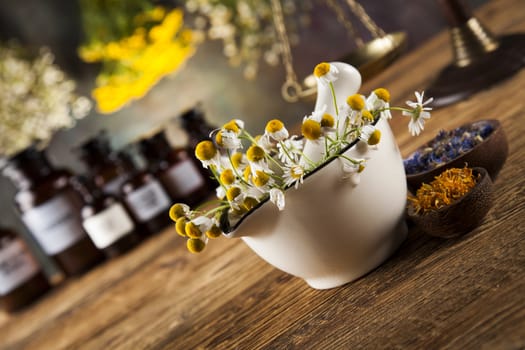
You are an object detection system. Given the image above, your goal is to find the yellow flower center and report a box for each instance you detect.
[253,170,270,187]
[243,166,252,182]
[185,221,202,239]
[374,88,390,102]
[243,197,259,210]
[246,145,265,162]
[314,62,330,78]
[223,120,240,133]
[169,203,186,221]
[291,165,304,180]
[195,140,216,161]
[231,152,243,169]
[220,169,235,185]
[362,110,374,122]
[205,225,222,239]
[187,238,206,253]
[347,94,365,111]
[226,186,242,201]
[175,217,188,237]
[215,130,224,147]
[368,129,381,145]
[320,113,335,128]
[301,119,322,140]
[265,119,284,133]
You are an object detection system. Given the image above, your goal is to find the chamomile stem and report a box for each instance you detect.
[227,150,251,187]
[209,165,228,194]
[329,81,339,116]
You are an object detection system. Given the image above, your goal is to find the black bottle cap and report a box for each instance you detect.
[138,130,171,162]
[2,146,53,188]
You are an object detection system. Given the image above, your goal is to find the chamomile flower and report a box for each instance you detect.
[277,135,304,165]
[339,158,366,186]
[254,134,275,153]
[195,140,221,169]
[185,215,213,239]
[301,119,322,141]
[283,163,305,189]
[253,170,273,188]
[313,62,339,85]
[226,186,245,211]
[219,168,236,186]
[246,144,272,175]
[270,188,286,211]
[265,119,289,142]
[229,152,247,172]
[359,125,381,146]
[403,91,433,136]
[366,88,392,120]
[215,129,242,151]
[168,203,190,221]
[320,113,336,129]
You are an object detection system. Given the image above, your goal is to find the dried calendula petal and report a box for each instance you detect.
[408,166,479,214]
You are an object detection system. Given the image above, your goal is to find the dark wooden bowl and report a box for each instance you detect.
[407,167,494,238]
[405,119,508,193]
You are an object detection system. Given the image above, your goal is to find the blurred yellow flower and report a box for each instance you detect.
[79,4,195,114]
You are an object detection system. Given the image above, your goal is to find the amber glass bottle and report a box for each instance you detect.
[3,147,104,276]
[120,154,172,237]
[78,132,134,197]
[73,176,141,258]
[0,227,50,313]
[138,130,212,207]
[180,107,216,149]
[179,107,218,190]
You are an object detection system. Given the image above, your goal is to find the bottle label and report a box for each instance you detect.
[125,180,171,222]
[22,193,86,255]
[162,159,205,198]
[0,238,39,295]
[82,203,135,249]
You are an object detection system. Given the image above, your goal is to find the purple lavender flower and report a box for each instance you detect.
[404,121,494,174]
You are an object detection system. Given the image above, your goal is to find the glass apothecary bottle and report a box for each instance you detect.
[179,106,218,190]
[3,147,104,276]
[179,106,216,149]
[138,130,212,207]
[0,227,50,313]
[72,176,141,258]
[77,131,135,197]
[120,150,172,237]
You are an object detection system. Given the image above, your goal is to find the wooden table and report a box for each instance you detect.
[1,0,524,348]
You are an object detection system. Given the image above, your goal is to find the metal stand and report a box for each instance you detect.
[426,0,525,108]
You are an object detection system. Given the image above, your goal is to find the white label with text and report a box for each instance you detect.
[82,203,135,249]
[125,180,171,222]
[0,239,39,295]
[22,194,85,255]
[163,159,205,197]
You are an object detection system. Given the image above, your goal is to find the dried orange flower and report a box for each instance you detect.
[408,167,479,214]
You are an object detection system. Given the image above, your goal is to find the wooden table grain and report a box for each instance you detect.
[1,0,524,348]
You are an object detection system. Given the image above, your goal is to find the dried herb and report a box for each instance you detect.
[408,167,479,214]
[404,122,493,174]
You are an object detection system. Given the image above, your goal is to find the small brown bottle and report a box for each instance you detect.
[179,106,217,149]
[179,106,218,190]
[73,176,141,258]
[3,147,104,276]
[0,227,50,313]
[138,130,212,207]
[77,131,134,197]
[120,155,172,237]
